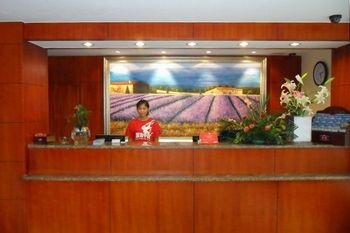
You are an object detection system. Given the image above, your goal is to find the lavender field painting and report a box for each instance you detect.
[106,58,264,136]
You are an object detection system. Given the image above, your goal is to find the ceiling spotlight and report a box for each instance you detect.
[206,50,212,54]
[115,50,121,54]
[135,41,145,47]
[289,42,301,47]
[251,51,257,54]
[161,51,166,54]
[187,42,197,47]
[82,42,94,47]
[239,41,249,47]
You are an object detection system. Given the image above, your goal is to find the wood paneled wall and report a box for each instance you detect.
[26,179,350,233]
[0,20,349,233]
[24,23,349,41]
[267,56,301,112]
[332,44,350,110]
[48,56,104,138]
[0,22,48,233]
[26,146,350,233]
[48,55,300,137]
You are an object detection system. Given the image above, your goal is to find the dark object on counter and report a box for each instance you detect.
[33,133,47,144]
[95,134,125,142]
[312,106,350,146]
[219,130,237,143]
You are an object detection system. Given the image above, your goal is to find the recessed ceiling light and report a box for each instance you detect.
[239,41,249,47]
[135,41,145,47]
[187,42,197,47]
[289,42,301,47]
[251,51,257,54]
[115,50,121,54]
[206,50,212,54]
[82,42,94,47]
[161,51,166,54]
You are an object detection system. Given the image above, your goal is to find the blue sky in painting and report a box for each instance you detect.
[110,61,260,88]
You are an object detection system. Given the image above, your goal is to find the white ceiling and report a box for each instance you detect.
[1,0,349,23]
[2,0,349,56]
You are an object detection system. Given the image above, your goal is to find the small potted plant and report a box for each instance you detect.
[70,104,91,145]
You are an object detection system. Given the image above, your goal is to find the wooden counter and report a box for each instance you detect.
[25,143,350,233]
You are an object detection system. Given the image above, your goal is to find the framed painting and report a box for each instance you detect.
[104,56,267,136]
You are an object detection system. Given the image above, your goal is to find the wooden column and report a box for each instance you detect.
[0,22,49,233]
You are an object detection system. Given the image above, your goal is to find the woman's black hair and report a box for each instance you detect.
[136,99,150,115]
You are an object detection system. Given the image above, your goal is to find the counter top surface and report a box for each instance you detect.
[23,174,350,182]
[28,142,350,149]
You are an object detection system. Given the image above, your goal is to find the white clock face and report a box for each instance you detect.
[313,62,327,85]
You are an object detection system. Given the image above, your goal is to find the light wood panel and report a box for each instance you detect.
[24,22,350,41]
[275,23,349,41]
[0,84,24,123]
[28,148,111,175]
[0,200,25,233]
[111,148,193,175]
[266,56,301,113]
[195,182,277,233]
[0,123,26,161]
[23,85,49,122]
[107,23,194,40]
[0,22,23,43]
[48,56,104,138]
[194,23,349,40]
[111,182,193,233]
[24,23,108,40]
[278,181,350,233]
[27,182,110,233]
[22,42,48,85]
[275,148,350,174]
[80,82,104,136]
[0,162,25,199]
[332,44,350,109]
[194,148,274,175]
[0,45,22,83]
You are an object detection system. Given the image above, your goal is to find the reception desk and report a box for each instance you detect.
[24,143,350,233]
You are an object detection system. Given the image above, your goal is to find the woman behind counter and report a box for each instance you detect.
[125,99,161,144]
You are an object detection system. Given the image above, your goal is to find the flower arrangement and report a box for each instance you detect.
[280,73,333,116]
[70,104,91,130]
[220,98,295,145]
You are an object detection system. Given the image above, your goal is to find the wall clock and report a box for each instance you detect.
[313,61,328,85]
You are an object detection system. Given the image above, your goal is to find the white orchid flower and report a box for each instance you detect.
[281,80,296,92]
[280,90,291,104]
[296,95,310,106]
[314,86,329,104]
[295,74,303,85]
[303,106,313,116]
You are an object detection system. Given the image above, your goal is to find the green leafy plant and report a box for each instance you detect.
[70,104,91,130]
[220,97,295,145]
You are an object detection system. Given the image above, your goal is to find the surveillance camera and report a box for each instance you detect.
[329,14,342,23]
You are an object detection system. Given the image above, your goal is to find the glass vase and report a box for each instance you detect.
[71,127,91,145]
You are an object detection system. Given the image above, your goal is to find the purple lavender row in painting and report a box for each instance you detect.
[110,94,162,115]
[111,94,258,123]
[110,94,152,109]
[172,95,214,123]
[206,95,240,122]
[111,94,191,121]
[110,94,145,105]
[151,96,202,123]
